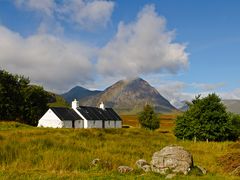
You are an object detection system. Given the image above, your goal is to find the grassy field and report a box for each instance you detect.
[0,116,239,179]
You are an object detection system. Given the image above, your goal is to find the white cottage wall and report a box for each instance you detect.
[38,109,63,128]
[105,121,122,128]
[116,121,122,128]
[87,120,103,128]
[105,121,115,128]
[75,120,84,128]
[63,121,72,128]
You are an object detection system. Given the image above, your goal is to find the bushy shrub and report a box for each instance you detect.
[138,104,160,130]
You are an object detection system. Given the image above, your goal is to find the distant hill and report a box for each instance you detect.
[47,92,70,107]
[222,99,240,114]
[179,99,240,114]
[79,78,177,114]
[179,101,190,112]
[61,86,101,103]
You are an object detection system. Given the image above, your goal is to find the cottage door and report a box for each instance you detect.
[72,120,75,128]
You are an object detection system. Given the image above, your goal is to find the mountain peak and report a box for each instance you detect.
[80,78,176,114]
[123,77,145,83]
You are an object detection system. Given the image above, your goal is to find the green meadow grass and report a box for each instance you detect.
[0,121,239,179]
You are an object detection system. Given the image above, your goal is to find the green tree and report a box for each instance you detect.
[174,93,238,141]
[0,69,51,125]
[138,104,160,130]
[21,85,51,126]
[228,113,240,139]
[0,70,29,120]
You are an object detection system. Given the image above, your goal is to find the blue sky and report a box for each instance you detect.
[0,0,240,106]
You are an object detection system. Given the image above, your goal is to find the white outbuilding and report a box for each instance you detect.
[38,100,122,128]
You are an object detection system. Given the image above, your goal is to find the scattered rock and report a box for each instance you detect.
[136,159,149,169]
[189,166,204,176]
[151,145,193,175]
[165,173,176,179]
[118,166,133,173]
[196,165,207,175]
[91,158,101,166]
[142,165,151,172]
[230,166,240,176]
[90,158,112,170]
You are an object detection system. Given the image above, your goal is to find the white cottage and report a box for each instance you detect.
[38,100,122,128]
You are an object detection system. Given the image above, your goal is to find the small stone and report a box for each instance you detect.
[91,158,101,166]
[165,174,176,179]
[136,159,149,169]
[118,166,133,173]
[142,165,151,172]
[196,165,207,175]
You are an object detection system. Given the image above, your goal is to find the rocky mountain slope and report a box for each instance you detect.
[79,78,176,114]
[179,99,240,114]
[222,99,240,114]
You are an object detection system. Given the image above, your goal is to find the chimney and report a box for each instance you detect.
[72,99,79,109]
[99,102,105,110]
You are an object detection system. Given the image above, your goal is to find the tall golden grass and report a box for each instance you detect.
[0,120,239,179]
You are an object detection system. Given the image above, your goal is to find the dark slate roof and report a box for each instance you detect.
[50,107,82,121]
[77,106,122,121]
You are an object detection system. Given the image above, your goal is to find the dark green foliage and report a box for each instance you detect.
[21,85,50,125]
[175,94,238,141]
[0,70,29,120]
[138,104,160,130]
[228,113,240,138]
[0,69,51,125]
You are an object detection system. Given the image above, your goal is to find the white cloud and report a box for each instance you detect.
[156,81,192,108]
[58,0,114,30]
[97,4,188,77]
[0,26,95,92]
[220,88,240,99]
[191,82,225,91]
[15,0,55,16]
[156,81,229,108]
[15,0,115,30]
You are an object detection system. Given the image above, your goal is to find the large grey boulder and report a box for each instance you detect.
[151,145,193,175]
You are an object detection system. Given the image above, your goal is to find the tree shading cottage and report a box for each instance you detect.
[38,100,122,128]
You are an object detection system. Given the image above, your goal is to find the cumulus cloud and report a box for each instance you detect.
[15,0,115,30]
[97,4,188,77]
[57,0,115,30]
[0,26,95,92]
[2,3,189,93]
